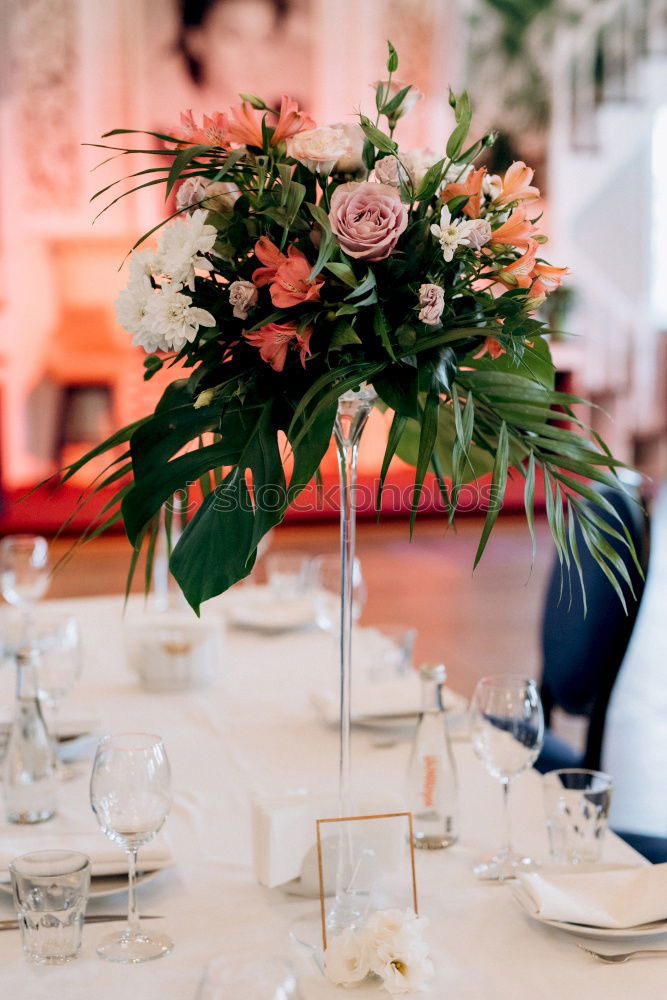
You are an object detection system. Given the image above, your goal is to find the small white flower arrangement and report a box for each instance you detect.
[324,909,434,995]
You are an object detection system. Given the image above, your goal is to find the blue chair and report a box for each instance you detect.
[534,481,667,861]
[535,481,649,774]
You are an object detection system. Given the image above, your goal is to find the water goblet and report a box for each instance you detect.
[0,535,50,638]
[90,732,172,962]
[470,675,544,880]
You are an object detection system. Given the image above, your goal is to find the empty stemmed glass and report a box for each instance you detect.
[470,675,544,880]
[90,733,172,962]
[0,535,50,640]
[34,615,82,779]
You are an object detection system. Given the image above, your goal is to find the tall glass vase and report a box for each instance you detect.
[328,384,376,931]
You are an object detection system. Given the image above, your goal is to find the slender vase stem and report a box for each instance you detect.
[335,434,358,816]
[328,388,375,931]
[126,847,140,937]
[500,777,512,858]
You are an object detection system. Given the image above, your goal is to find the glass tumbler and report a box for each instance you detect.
[543,768,613,864]
[10,850,91,964]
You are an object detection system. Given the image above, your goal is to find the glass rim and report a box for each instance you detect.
[96,731,165,753]
[544,767,614,785]
[474,674,538,690]
[0,533,48,547]
[9,850,91,878]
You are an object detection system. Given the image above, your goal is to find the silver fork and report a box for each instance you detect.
[577,943,667,964]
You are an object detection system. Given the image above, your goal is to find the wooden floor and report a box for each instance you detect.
[48,515,554,698]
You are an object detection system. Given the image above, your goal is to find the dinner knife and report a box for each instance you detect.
[0,914,163,931]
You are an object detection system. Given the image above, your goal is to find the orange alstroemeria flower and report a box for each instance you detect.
[252,238,323,308]
[441,166,486,219]
[530,262,569,298]
[173,110,230,148]
[271,95,316,145]
[225,95,315,149]
[244,321,312,372]
[493,161,540,207]
[496,247,538,290]
[225,102,265,148]
[252,237,286,287]
[489,208,541,252]
[473,337,505,360]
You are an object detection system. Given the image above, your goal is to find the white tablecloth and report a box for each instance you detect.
[0,595,658,998]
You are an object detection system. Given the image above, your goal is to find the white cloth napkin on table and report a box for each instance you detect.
[515,863,667,929]
[0,831,173,882]
[311,676,467,725]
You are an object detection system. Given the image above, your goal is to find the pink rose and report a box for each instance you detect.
[418,283,444,326]
[328,182,408,261]
[229,279,258,320]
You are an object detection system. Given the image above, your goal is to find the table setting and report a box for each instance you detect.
[0,583,665,997]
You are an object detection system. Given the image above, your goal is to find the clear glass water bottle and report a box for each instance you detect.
[407,663,458,849]
[2,646,56,823]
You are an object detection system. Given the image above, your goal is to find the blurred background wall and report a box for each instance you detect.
[1,0,666,500]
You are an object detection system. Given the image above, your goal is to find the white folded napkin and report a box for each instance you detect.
[224,584,314,631]
[311,676,466,725]
[515,864,667,929]
[0,831,173,883]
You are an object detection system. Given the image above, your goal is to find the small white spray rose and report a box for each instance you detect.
[229,279,258,320]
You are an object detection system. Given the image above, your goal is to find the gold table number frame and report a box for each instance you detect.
[315,811,418,950]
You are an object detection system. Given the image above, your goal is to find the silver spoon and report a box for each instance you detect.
[578,943,667,964]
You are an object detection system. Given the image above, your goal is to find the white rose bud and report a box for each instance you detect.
[286,126,352,175]
[175,176,207,214]
[402,148,439,189]
[203,180,240,212]
[229,279,258,320]
[373,155,404,188]
[332,122,365,173]
[466,218,492,250]
[418,283,445,326]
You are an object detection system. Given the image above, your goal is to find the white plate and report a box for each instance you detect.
[0,866,168,899]
[225,585,315,634]
[512,887,667,939]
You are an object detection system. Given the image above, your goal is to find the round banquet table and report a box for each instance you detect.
[0,594,659,998]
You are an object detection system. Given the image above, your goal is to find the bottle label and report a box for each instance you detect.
[422,754,439,808]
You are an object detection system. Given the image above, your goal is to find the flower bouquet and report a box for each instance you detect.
[68,42,637,611]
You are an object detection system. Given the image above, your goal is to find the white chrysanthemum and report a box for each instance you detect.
[127,249,156,284]
[430,205,475,262]
[155,209,218,291]
[142,284,215,353]
[443,162,472,185]
[115,274,153,338]
[324,928,371,986]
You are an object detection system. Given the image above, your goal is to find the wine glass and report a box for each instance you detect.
[470,675,544,880]
[90,733,172,962]
[0,535,50,639]
[311,554,366,631]
[34,615,82,779]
